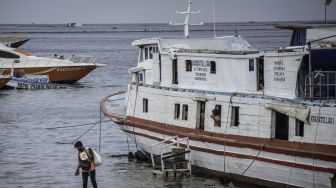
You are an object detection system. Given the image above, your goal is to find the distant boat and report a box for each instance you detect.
[0,43,105,84]
[66,23,82,27]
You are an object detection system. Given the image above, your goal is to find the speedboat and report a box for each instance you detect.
[0,43,105,84]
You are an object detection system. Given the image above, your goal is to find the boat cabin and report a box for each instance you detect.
[131,37,306,99]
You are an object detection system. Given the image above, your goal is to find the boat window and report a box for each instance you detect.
[257,57,264,91]
[172,59,178,84]
[139,47,144,62]
[143,98,148,113]
[295,119,304,137]
[231,106,239,127]
[249,59,254,71]
[182,104,188,120]
[139,72,144,82]
[145,47,148,60]
[210,61,216,74]
[174,103,180,119]
[149,47,153,59]
[0,50,20,59]
[211,105,221,127]
[186,60,192,72]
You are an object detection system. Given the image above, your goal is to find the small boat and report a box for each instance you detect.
[66,23,82,27]
[6,75,68,89]
[0,43,105,84]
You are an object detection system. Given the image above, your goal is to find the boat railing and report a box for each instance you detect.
[149,135,191,176]
[65,55,96,64]
[0,62,14,77]
[14,55,97,66]
[305,71,336,103]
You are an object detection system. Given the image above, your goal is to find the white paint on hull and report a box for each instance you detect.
[120,124,334,188]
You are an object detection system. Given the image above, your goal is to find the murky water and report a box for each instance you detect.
[0,24,290,188]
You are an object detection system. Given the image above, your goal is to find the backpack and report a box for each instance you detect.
[86,147,102,166]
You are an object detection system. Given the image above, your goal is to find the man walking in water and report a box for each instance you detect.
[74,141,98,188]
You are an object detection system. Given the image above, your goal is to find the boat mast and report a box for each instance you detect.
[170,0,203,38]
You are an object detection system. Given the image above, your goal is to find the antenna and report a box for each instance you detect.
[212,0,216,38]
[170,0,203,38]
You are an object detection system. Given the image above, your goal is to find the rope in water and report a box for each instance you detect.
[110,154,129,158]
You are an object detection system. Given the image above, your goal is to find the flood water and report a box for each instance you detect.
[0,23,291,188]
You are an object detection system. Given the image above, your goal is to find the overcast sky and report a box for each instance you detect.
[0,0,335,24]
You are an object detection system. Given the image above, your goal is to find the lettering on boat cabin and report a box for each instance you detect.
[192,60,209,81]
[273,60,285,82]
[56,67,85,72]
[311,116,335,124]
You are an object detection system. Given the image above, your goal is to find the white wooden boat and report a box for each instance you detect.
[101,1,336,187]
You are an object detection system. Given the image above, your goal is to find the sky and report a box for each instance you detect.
[0,0,336,24]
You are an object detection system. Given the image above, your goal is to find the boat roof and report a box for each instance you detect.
[133,37,258,54]
[274,23,336,30]
[0,42,8,49]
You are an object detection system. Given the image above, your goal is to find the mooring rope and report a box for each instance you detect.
[286,142,300,188]
[110,154,129,158]
[46,119,111,130]
[223,93,234,174]
[71,117,107,144]
[132,86,139,150]
[125,132,131,153]
[312,106,321,188]
[240,140,270,176]
[99,109,102,152]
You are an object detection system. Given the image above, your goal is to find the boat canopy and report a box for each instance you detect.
[265,103,310,123]
[158,37,257,53]
[274,24,336,46]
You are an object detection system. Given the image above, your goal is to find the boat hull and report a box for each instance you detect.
[2,65,98,83]
[0,77,11,89]
[100,92,336,188]
[119,120,334,188]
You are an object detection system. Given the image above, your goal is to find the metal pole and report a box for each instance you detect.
[325,3,327,24]
[308,42,313,101]
[327,72,329,103]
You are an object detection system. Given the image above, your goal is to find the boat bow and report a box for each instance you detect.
[100,91,127,124]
